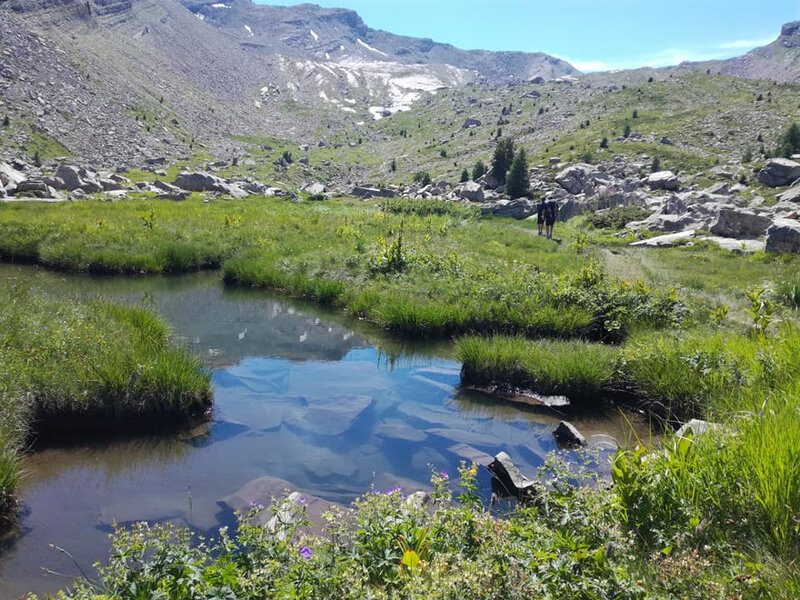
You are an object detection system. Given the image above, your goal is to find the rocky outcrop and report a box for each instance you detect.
[765,218,800,253]
[647,171,680,191]
[758,158,800,187]
[709,208,773,239]
[481,197,535,220]
[173,171,248,198]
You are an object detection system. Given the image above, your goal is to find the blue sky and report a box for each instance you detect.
[258,0,800,71]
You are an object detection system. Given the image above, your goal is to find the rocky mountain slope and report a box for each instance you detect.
[0,0,576,166]
[680,21,800,83]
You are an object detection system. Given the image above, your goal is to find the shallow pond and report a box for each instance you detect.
[0,265,650,598]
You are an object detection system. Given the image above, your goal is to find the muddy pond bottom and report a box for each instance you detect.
[0,267,646,598]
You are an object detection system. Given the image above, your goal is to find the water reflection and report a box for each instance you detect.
[0,265,647,598]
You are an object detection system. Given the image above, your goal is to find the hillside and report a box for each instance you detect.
[0,0,576,166]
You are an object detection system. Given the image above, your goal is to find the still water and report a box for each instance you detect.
[0,266,648,598]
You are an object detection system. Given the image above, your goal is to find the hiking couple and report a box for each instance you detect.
[537,198,558,239]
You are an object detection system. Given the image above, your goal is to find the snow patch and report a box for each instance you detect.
[244,25,253,37]
[310,29,318,41]
[356,38,388,57]
[193,12,205,20]
[319,90,329,102]
[211,3,229,8]
[340,106,356,113]
[325,53,330,59]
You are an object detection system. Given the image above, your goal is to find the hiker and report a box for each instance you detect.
[545,199,558,239]
[536,198,546,236]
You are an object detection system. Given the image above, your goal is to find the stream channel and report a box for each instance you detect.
[0,264,650,598]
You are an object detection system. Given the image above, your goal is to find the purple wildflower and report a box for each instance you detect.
[440,470,448,478]
[298,496,307,504]
[299,546,313,560]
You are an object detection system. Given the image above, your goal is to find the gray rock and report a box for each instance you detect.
[351,186,395,199]
[425,428,500,448]
[99,177,125,191]
[675,419,723,441]
[558,197,583,221]
[461,117,481,129]
[486,197,535,219]
[456,181,484,203]
[16,179,55,198]
[54,164,83,191]
[174,171,228,193]
[766,218,800,253]
[759,158,800,188]
[772,201,800,219]
[487,452,539,502]
[777,184,800,203]
[42,176,66,190]
[647,171,679,191]
[448,443,494,467]
[630,229,697,247]
[555,163,595,195]
[660,137,675,146]
[302,182,326,196]
[553,421,586,447]
[374,422,428,443]
[709,208,772,239]
[0,162,26,189]
[153,180,181,194]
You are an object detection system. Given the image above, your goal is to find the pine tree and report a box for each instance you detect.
[651,156,661,173]
[490,138,515,184]
[472,159,486,180]
[623,123,631,138]
[460,168,469,183]
[505,148,529,198]
[600,137,609,148]
[390,159,396,172]
[776,122,800,158]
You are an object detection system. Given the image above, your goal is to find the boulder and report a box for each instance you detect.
[709,208,773,239]
[461,117,481,129]
[628,213,700,233]
[647,171,679,191]
[42,176,66,190]
[675,419,723,441]
[558,197,583,221]
[302,182,326,196]
[16,179,55,198]
[553,421,586,447]
[487,198,535,220]
[456,181,484,203]
[99,178,125,191]
[54,164,83,191]
[766,218,800,253]
[630,229,697,247]
[153,180,182,194]
[758,158,800,188]
[772,201,800,219]
[351,186,396,199]
[0,162,26,189]
[777,184,800,203]
[174,171,228,193]
[555,163,595,195]
[487,452,539,503]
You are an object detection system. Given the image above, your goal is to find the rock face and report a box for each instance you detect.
[647,171,679,191]
[709,208,773,239]
[766,218,800,253]
[777,184,800,203]
[759,159,800,187]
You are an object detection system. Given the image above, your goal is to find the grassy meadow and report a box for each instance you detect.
[2,193,800,597]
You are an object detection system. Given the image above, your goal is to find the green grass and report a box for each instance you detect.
[456,335,618,403]
[0,197,684,341]
[0,285,212,525]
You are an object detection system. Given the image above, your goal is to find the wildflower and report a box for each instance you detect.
[299,546,313,559]
[298,496,307,504]
[440,470,448,478]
